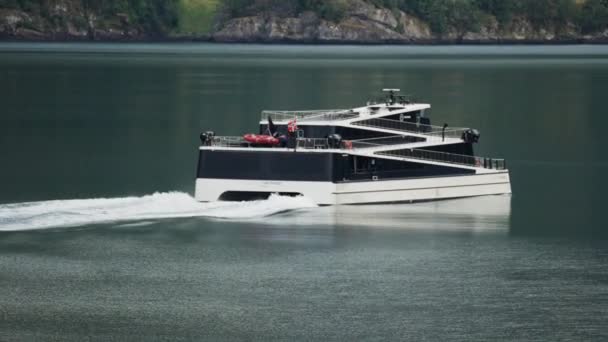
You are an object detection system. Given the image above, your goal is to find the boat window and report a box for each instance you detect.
[219,191,303,202]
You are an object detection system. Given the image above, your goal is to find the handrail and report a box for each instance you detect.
[204,135,332,150]
[349,129,465,148]
[377,148,507,170]
[207,136,246,147]
[261,109,359,122]
[203,136,507,169]
[296,138,330,149]
[351,117,468,139]
[207,135,427,150]
[350,135,422,149]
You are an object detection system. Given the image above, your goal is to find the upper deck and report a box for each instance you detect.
[260,101,469,147]
[198,89,505,172]
[258,90,449,143]
[261,103,431,125]
[261,89,430,125]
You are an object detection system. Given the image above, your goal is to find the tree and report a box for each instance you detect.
[579,0,608,33]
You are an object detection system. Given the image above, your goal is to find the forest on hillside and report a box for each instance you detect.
[1,0,607,39]
[1,0,178,34]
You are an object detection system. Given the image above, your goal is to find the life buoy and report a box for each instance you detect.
[342,140,353,149]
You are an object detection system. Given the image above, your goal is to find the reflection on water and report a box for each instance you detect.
[0,194,605,341]
[264,195,511,233]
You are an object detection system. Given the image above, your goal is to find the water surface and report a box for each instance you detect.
[0,43,607,340]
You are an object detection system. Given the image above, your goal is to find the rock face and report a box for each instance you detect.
[1,0,607,43]
[211,1,604,44]
[0,2,143,41]
[212,2,434,43]
[398,12,432,40]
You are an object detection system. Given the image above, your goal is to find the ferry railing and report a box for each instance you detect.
[377,148,507,170]
[203,136,506,169]
[351,117,468,140]
[207,136,247,147]
[261,110,359,123]
[424,129,470,141]
[349,130,465,148]
[299,136,421,150]
[349,135,418,149]
[296,138,331,149]
[204,135,333,150]
[206,135,430,150]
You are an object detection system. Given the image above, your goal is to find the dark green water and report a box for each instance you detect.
[1,43,607,340]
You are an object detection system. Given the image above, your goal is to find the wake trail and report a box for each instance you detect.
[0,192,317,231]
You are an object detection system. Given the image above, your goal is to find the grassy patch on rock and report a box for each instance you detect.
[177,0,222,35]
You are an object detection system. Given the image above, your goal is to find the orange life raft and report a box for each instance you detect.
[243,134,280,146]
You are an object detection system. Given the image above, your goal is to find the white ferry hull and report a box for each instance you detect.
[195,172,511,205]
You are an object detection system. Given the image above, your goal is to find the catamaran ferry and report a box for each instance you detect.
[195,89,511,205]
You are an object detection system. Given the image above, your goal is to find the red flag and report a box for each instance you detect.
[288,117,298,133]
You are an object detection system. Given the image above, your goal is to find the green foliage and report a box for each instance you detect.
[16,0,41,12]
[177,0,221,34]
[579,0,608,33]
[356,0,607,34]
[302,0,348,22]
[474,0,519,24]
[3,0,179,35]
[2,0,608,37]
[369,0,484,34]
[124,0,179,35]
[222,0,254,17]
[220,0,348,22]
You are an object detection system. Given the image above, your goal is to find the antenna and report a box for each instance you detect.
[382,89,400,105]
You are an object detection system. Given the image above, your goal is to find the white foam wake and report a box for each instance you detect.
[0,192,317,231]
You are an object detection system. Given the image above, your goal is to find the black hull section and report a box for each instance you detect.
[197,150,335,182]
[197,150,475,183]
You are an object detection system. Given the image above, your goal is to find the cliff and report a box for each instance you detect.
[1,0,607,43]
[0,0,176,41]
[211,1,608,44]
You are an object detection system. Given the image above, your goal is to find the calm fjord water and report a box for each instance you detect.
[0,44,607,340]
